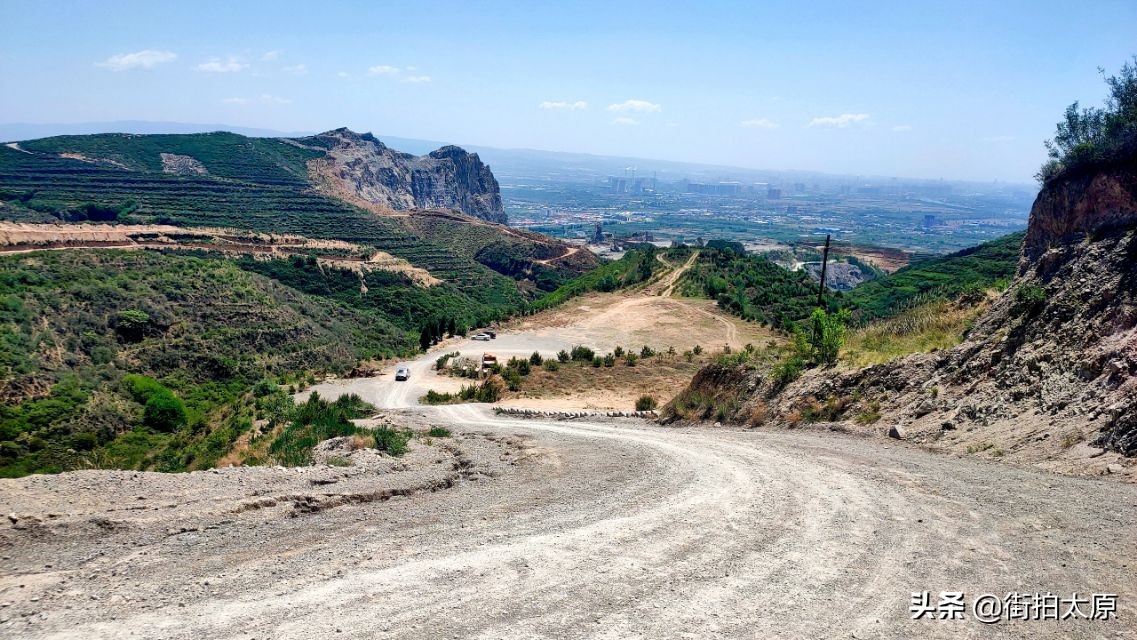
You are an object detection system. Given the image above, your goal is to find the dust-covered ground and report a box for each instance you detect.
[308,289,773,412]
[1,405,1134,639]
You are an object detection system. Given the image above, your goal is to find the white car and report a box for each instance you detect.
[471,333,491,341]
[395,366,410,381]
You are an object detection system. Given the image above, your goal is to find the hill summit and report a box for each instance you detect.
[300,128,506,224]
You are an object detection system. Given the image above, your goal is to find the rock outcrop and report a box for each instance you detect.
[306,128,506,223]
[668,157,1137,473]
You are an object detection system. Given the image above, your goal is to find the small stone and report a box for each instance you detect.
[887,426,903,440]
[1107,464,1124,474]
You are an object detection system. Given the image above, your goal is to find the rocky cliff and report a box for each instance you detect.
[667,157,1137,475]
[306,128,506,223]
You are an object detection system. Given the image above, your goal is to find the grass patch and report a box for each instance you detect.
[843,298,988,367]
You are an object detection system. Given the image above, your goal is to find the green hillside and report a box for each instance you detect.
[842,231,1023,321]
[0,132,591,289]
[0,250,414,477]
[657,232,1023,331]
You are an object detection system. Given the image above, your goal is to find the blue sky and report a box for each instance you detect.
[1,0,1134,182]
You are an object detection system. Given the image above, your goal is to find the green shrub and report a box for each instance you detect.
[592,356,603,368]
[143,392,188,433]
[624,353,638,367]
[804,308,850,365]
[570,345,595,362]
[529,351,543,366]
[427,426,451,438]
[110,309,151,342]
[543,360,560,372]
[557,350,570,363]
[635,395,657,411]
[603,354,616,367]
[640,345,655,358]
[771,355,804,387]
[1014,284,1046,316]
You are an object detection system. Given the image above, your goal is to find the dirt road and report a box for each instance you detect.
[2,405,1134,639]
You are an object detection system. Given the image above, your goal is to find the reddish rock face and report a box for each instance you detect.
[1023,161,1137,262]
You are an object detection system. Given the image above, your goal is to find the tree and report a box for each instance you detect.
[804,308,850,365]
[111,309,151,342]
[1040,56,1137,182]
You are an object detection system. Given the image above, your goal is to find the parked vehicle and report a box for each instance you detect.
[471,333,491,341]
[395,366,410,381]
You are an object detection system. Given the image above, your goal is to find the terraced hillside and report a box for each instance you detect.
[0,131,595,291]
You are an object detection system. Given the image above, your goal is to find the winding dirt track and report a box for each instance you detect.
[4,403,1134,639]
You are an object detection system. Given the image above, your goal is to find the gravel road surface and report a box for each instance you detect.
[2,404,1134,639]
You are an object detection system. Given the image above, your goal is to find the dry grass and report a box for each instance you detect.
[843,298,989,368]
[509,354,706,410]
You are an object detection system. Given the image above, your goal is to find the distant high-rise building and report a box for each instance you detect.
[923,214,937,228]
[767,187,782,200]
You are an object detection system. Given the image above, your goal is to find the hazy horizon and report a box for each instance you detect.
[2,0,1134,182]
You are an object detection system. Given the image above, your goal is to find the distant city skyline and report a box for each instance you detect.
[1,0,1134,183]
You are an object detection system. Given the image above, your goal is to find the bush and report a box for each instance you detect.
[435,351,460,370]
[592,356,603,368]
[624,353,639,367]
[640,345,655,358]
[143,392,188,433]
[557,350,570,363]
[543,360,560,372]
[772,355,805,387]
[123,375,187,432]
[1014,284,1046,316]
[372,427,411,455]
[570,345,595,362]
[804,308,850,365]
[613,346,625,358]
[529,351,543,366]
[427,426,451,438]
[635,395,657,411]
[110,309,151,342]
[603,354,616,367]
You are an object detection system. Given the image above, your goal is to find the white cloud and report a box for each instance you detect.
[612,117,639,126]
[539,100,588,111]
[282,64,307,75]
[337,71,349,78]
[195,57,248,73]
[260,50,282,62]
[222,94,291,105]
[892,124,913,132]
[606,99,662,113]
[665,122,678,128]
[740,118,779,129]
[807,113,870,128]
[96,50,177,71]
[368,65,430,83]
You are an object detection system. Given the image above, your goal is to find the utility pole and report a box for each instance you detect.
[816,234,831,307]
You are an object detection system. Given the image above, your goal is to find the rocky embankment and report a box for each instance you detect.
[667,159,1137,476]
